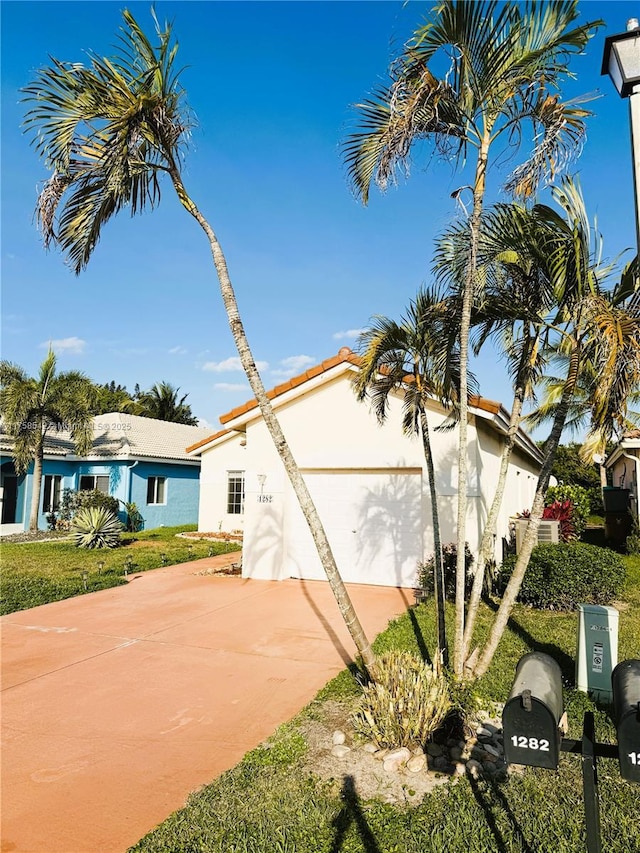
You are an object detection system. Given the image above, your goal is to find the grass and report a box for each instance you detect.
[129,552,640,853]
[0,525,241,615]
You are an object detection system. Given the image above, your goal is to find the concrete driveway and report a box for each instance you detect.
[1,556,411,853]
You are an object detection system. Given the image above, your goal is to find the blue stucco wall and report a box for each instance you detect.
[130,462,201,529]
[1,456,201,531]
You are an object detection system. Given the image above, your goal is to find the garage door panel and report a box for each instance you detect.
[286,472,422,587]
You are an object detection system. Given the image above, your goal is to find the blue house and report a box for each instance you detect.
[0,414,212,533]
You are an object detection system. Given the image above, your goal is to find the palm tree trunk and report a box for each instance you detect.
[168,168,375,672]
[419,406,447,668]
[454,135,489,676]
[472,343,580,679]
[28,434,44,531]
[461,389,524,668]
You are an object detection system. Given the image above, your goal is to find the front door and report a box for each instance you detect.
[1,475,18,524]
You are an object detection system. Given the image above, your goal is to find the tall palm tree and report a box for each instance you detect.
[471,180,636,678]
[343,0,602,674]
[22,10,374,669]
[135,382,198,425]
[355,288,465,668]
[435,197,563,667]
[0,351,95,530]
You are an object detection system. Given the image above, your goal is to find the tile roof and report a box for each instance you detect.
[184,347,505,452]
[219,348,362,425]
[1,414,212,462]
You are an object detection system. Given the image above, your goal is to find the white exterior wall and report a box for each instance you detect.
[196,432,248,534]
[196,368,541,586]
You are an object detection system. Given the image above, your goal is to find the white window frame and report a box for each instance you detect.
[147,476,167,505]
[79,474,110,494]
[43,474,63,512]
[227,471,245,515]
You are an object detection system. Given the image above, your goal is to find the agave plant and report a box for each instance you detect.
[71,506,122,549]
[352,650,451,749]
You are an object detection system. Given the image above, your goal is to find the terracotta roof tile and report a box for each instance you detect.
[218,347,503,426]
[219,348,360,425]
[185,429,231,454]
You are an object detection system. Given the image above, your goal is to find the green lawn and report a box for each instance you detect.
[129,553,640,853]
[0,525,241,615]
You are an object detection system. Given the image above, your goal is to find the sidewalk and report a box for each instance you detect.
[1,557,411,853]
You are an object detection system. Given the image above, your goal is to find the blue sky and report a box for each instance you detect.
[1,1,637,435]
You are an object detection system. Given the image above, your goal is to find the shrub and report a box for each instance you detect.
[417,542,474,600]
[351,650,451,749]
[498,542,625,610]
[546,484,591,537]
[71,506,123,549]
[122,501,144,532]
[76,488,120,516]
[57,488,120,529]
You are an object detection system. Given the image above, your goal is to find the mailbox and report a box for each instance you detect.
[612,659,640,783]
[503,652,563,769]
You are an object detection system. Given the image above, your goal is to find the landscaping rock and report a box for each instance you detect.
[362,742,378,754]
[406,754,426,773]
[331,744,351,759]
[383,747,412,773]
[332,730,346,745]
[426,743,443,757]
[466,759,483,779]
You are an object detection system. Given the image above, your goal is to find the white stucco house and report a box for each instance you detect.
[605,431,639,524]
[187,348,543,587]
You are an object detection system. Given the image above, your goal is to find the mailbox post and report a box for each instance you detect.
[502,652,563,769]
[612,659,640,783]
[503,653,640,853]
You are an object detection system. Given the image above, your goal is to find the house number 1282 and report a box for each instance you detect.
[510,736,550,751]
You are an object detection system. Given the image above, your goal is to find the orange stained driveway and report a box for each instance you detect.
[1,556,411,853]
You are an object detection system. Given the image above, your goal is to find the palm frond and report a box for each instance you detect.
[23,10,191,273]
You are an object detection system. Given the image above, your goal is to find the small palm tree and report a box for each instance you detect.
[471,180,633,678]
[355,287,467,668]
[344,0,602,674]
[135,382,198,425]
[0,350,95,530]
[22,10,374,668]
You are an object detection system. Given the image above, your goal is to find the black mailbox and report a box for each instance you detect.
[502,652,563,769]
[612,659,640,783]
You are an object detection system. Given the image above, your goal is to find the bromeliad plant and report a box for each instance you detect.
[71,506,123,549]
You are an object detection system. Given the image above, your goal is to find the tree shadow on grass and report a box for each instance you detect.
[330,775,382,853]
[407,606,432,665]
[468,776,535,853]
[480,596,574,682]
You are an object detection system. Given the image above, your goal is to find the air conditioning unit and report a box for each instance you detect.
[514,518,560,554]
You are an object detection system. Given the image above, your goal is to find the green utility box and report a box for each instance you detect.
[576,604,619,703]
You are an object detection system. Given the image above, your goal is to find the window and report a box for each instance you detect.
[79,474,110,493]
[147,476,166,505]
[43,475,62,512]
[227,471,245,515]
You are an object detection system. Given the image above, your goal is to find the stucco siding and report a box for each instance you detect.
[130,462,201,529]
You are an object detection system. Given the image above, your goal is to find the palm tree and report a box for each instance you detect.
[435,197,563,667]
[354,288,465,668]
[135,382,198,425]
[0,351,95,530]
[471,180,636,678]
[343,0,602,675]
[22,10,374,669]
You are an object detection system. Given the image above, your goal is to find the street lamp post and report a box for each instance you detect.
[602,19,640,264]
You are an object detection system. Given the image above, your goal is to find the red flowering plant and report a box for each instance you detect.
[519,499,576,542]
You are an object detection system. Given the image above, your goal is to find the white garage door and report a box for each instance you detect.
[285,470,423,587]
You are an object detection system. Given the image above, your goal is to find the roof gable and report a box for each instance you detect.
[189,347,541,465]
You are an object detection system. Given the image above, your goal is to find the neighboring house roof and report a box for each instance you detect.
[1,413,212,464]
[187,347,543,465]
[605,431,640,470]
